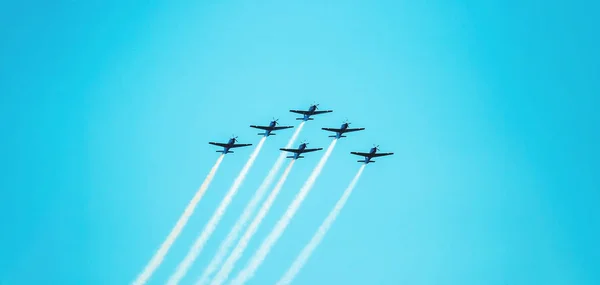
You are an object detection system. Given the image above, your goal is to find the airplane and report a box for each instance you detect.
[209,136,252,154]
[350,145,393,164]
[289,104,332,121]
[280,141,323,159]
[322,120,365,139]
[250,118,294,137]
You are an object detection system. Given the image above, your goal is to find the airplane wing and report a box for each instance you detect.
[250,125,271,130]
[344,127,365,133]
[271,126,294,130]
[280,148,302,153]
[289,110,310,115]
[350,151,371,157]
[322,128,342,133]
[301,148,323,153]
[229,143,252,148]
[312,110,332,115]
[209,142,229,147]
[370,152,393,157]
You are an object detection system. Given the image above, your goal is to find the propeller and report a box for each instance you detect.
[232,135,238,142]
[343,118,351,125]
[373,144,380,151]
[301,140,309,145]
[272,117,279,125]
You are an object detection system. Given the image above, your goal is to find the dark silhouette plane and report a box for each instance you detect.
[209,136,252,154]
[289,104,332,121]
[250,118,293,137]
[280,141,323,159]
[322,120,365,139]
[351,145,393,164]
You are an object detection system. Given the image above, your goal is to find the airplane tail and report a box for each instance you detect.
[258,133,273,136]
[296,118,314,120]
[217,150,234,154]
[287,156,304,159]
[357,160,372,163]
[329,135,346,138]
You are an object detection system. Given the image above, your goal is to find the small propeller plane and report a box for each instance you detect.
[351,145,393,164]
[250,118,294,137]
[289,104,332,121]
[280,141,323,159]
[209,136,252,154]
[322,120,365,139]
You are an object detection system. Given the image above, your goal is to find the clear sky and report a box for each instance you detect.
[1,1,599,284]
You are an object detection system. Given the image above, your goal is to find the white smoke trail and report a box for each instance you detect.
[196,122,305,285]
[132,155,225,285]
[230,139,338,285]
[210,160,297,285]
[167,137,267,285]
[276,165,366,285]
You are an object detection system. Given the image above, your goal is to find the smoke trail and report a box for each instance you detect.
[167,137,267,285]
[132,155,225,285]
[210,160,296,285]
[197,122,305,285]
[276,165,366,285]
[230,139,338,285]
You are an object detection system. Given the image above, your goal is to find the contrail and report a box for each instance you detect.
[210,160,297,285]
[276,165,366,285]
[132,154,225,285]
[230,139,338,285]
[167,137,267,285]
[196,122,305,285]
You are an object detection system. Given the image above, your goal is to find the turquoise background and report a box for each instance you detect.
[1,1,598,284]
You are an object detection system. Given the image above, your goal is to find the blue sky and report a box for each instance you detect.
[1,1,598,284]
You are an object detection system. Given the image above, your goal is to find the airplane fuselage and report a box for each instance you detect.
[300,105,318,121]
[364,147,377,163]
[331,123,349,139]
[264,121,277,136]
[291,143,308,159]
[220,138,236,153]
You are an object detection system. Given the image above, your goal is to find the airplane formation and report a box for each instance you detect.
[209,103,394,162]
[132,103,393,285]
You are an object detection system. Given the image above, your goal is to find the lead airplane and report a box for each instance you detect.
[289,104,332,121]
[209,136,252,154]
[322,120,365,139]
[351,145,394,164]
[250,119,294,137]
[280,141,323,159]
